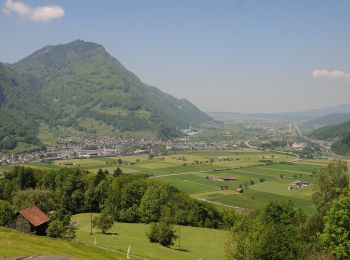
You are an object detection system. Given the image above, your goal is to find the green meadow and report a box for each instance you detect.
[0,149,333,214]
[72,213,228,260]
[0,227,121,259]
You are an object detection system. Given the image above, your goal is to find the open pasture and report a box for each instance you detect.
[153,159,328,214]
[0,149,333,214]
[72,213,228,260]
[36,149,294,175]
[0,227,120,259]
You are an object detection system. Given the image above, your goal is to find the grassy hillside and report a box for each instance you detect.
[0,227,122,259]
[12,40,212,139]
[73,213,228,260]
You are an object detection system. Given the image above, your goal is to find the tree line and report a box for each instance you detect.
[0,166,235,241]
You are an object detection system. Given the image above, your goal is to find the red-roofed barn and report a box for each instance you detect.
[9,206,51,235]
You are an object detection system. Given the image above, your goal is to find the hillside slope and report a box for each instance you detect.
[307,113,350,125]
[0,64,46,150]
[0,227,120,259]
[310,121,350,155]
[12,40,212,138]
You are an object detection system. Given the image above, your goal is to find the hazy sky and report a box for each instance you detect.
[1,0,350,113]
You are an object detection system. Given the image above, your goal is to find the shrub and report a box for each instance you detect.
[147,221,177,247]
[93,213,113,233]
[0,200,14,226]
[47,220,65,238]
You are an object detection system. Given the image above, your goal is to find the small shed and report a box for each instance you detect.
[236,188,244,193]
[9,206,50,235]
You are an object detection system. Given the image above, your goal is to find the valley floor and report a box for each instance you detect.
[0,149,336,215]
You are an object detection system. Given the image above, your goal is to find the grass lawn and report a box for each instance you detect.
[204,188,316,215]
[0,227,122,259]
[0,161,62,175]
[4,142,39,154]
[73,213,228,260]
[37,123,58,146]
[154,159,325,215]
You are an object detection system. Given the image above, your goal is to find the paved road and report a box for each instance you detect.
[293,123,333,154]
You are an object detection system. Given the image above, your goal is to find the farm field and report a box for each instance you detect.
[0,227,121,259]
[72,213,228,260]
[157,162,322,214]
[0,149,335,214]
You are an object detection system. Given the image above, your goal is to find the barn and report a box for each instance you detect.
[235,188,244,193]
[9,206,50,235]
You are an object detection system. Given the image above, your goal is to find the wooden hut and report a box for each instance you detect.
[9,206,50,235]
[235,188,244,193]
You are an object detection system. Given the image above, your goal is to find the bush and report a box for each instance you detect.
[226,201,307,260]
[0,200,14,226]
[93,213,113,233]
[47,220,65,238]
[119,205,140,222]
[320,188,350,259]
[147,221,177,247]
[47,219,76,240]
[147,222,159,242]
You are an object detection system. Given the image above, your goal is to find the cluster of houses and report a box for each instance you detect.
[288,180,310,190]
[1,134,246,166]
[0,151,45,166]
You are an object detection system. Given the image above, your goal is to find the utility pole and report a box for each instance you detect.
[90,201,92,235]
[178,226,181,248]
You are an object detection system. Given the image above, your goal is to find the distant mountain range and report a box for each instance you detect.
[0,40,213,150]
[208,106,350,155]
[208,104,350,123]
[307,113,350,125]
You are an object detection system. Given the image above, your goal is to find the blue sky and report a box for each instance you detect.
[1,0,350,113]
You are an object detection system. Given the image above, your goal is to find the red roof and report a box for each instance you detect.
[19,206,50,227]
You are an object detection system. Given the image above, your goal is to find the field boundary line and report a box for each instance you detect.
[183,179,218,188]
[261,167,311,175]
[199,198,242,209]
[149,169,215,178]
[81,242,149,260]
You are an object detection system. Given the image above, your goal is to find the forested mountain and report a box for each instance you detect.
[14,40,212,136]
[0,64,46,150]
[310,121,350,155]
[0,40,212,147]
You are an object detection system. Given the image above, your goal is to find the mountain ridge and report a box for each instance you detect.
[12,40,212,132]
[0,40,213,150]
[208,104,350,122]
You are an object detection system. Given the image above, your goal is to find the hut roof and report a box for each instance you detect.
[19,206,50,227]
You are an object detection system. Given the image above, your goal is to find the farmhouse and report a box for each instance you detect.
[207,175,237,182]
[288,180,309,190]
[8,206,50,235]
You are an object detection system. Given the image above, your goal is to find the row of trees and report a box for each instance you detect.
[226,160,350,259]
[0,166,236,242]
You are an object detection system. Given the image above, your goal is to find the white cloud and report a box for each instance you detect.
[312,69,350,79]
[3,0,64,22]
